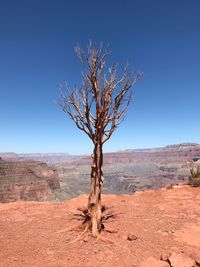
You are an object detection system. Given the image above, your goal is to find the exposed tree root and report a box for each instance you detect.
[96,235,116,244]
[55,223,84,234]
[102,225,117,233]
[56,204,118,244]
[67,224,90,244]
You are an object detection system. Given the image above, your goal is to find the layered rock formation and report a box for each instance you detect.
[53,143,200,200]
[0,158,60,203]
[0,152,19,161]
[1,143,200,165]
[1,143,200,201]
[70,143,200,166]
[18,153,82,164]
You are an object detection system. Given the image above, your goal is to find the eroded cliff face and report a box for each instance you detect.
[0,158,60,203]
[52,143,200,200]
[70,143,200,166]
[1,143,200,201]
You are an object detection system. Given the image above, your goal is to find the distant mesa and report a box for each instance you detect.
[162,143,200,151]
[0,152,83,164]
[0,143,199,164]
[0,152,19,160]
[65,142,200,166]
[164,142,199,148]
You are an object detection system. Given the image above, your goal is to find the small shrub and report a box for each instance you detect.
[189,163,200,187]
[166,184,174,190]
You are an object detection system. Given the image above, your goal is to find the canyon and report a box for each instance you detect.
[0,143,200,202]
[1,144,200,265]
[51,143,200,200]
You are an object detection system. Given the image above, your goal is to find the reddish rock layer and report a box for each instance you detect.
[72,144,200,166]
[0,159,60,203]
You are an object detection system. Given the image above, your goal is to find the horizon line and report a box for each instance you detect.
[0,142,199,156]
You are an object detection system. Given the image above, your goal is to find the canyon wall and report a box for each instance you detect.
[52,143,200,200]
[1,143,200,201]
[0,158,60,203]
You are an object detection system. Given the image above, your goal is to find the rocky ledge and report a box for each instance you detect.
[0,157,60,203]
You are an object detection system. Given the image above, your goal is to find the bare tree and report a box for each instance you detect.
[58,41,140,237]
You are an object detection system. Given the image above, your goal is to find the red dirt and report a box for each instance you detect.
[0,185,200,267]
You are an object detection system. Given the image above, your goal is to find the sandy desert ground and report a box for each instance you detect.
[0,185,200,266]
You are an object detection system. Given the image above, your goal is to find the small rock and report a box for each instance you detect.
[169,252,196,267]
[160,251,171,262]
[127,234,137,241]
[10,257,18,261]
[139,257,170,267]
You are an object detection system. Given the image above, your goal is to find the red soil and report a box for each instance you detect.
[0,185,200,266]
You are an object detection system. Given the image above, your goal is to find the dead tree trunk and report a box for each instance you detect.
[87,139,103,237]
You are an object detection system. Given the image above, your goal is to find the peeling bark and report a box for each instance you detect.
[87,141,103,236]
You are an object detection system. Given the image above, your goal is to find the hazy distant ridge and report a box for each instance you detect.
[0,143,200,164]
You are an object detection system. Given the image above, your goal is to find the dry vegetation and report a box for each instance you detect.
[189,163,200,187]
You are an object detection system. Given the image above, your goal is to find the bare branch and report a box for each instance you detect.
[58,41,141,145]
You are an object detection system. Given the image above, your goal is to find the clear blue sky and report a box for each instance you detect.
[0,0,200,154]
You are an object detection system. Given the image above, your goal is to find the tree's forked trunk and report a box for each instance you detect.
[87,141,103,237]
